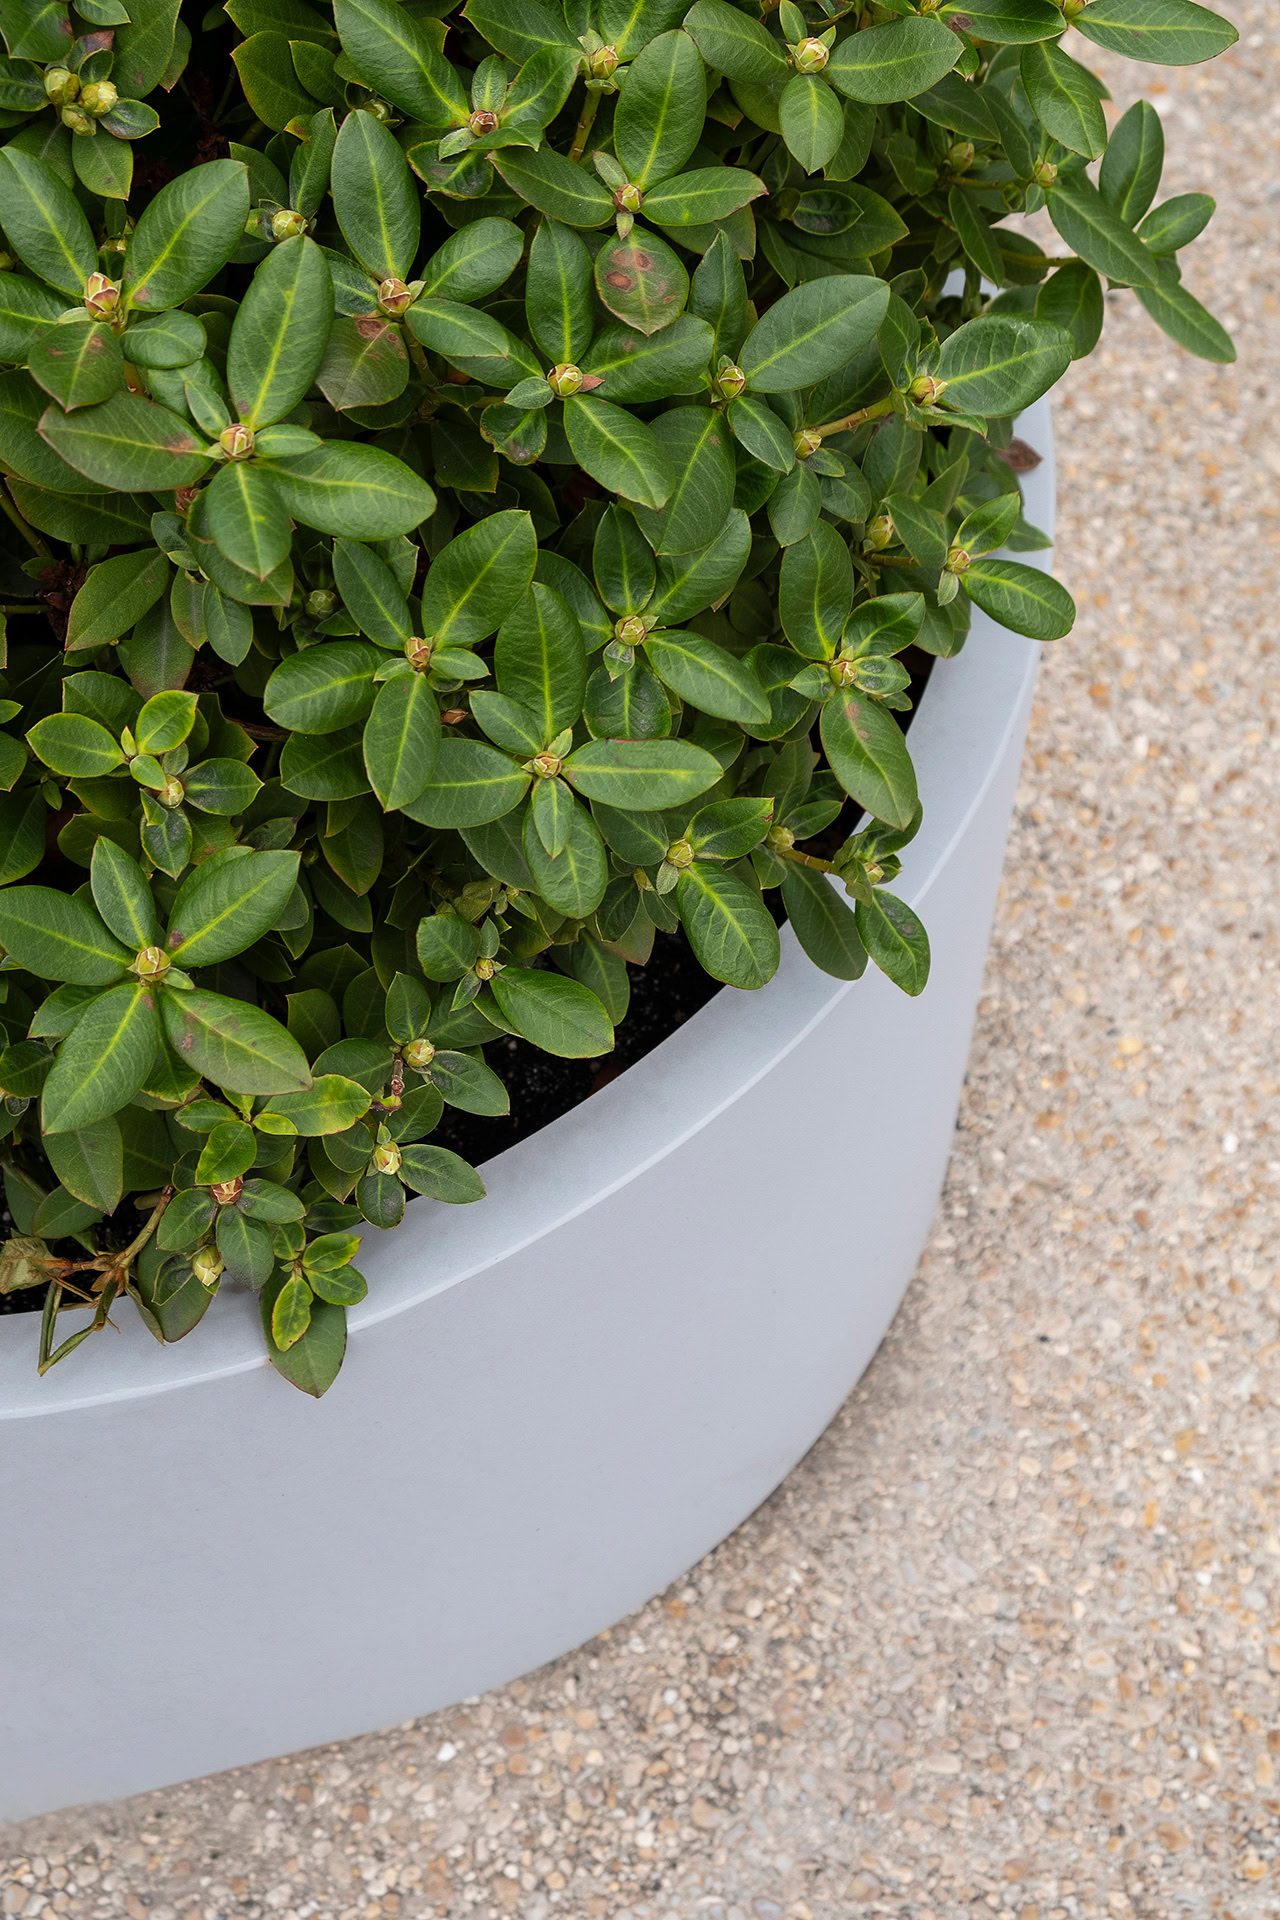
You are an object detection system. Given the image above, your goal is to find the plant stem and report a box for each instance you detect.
[815,396,895,439]
[779,846,835,874]
[0,490,49,556]
[568,89,601,165]
[0,602,43,614]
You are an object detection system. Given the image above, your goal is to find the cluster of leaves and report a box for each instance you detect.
[0,0,1236,1391]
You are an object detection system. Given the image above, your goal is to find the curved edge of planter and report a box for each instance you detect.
[0,398,1054,1420]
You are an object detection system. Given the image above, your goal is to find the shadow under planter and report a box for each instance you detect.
[0,398,1054,1824]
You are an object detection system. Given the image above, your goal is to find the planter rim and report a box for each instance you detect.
[0,396,1054,1420]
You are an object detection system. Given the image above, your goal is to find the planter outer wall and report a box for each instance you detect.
[0,400,1055,1824]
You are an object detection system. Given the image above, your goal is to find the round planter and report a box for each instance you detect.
[0,400,1054,1825]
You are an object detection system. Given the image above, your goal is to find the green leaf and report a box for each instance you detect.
[522,794,608,917]
[494,583,585,739]
[935,314,1073,415]
[207,461,293,581]
[195,1119,257,1184]
[261,440,436,538]
[938,0,1063,39]
[855,888,930,995]
[487,965,613,1058]
[1035,261,1104,360]
[635,168,765,232]
[961,556,1076,638]
[819,691,918,828]
[947,186,1006,289]
[264,640,380,734]
[401,735,530,827]
[261,1279,346,1395]
[418,217,524,303]
[0,885,129,984]
[563,736,724,810]
[1044,174,1161,288]
[331,107,420,283]
[0,269,65,362]
[644,629,769,726]
[166,848,302,965]
[259,1073,372,1134]
[91,838,160,948]
[41,983,161,1133]
[674,864,780,990]
[404,299,539,390]
[27,321,124,413]
[270,1272,313,1350]
[231,29,317,130]
[26,711,124,778]
[525,218,595,366]
[227,234,334,429]
[780,862,866,981]
[424,1050,509,1116]
[562,396,675,510]
[583,314,715,405]
[38,389,210,490]
[363,670,441,809]
[1134,278,1235,363]
[421,508,537,648]
[125,310,207,371]
[494,147,614,229]
[333,0,468,128]
[779,74,844,174]
[739,276,890,393]
[633,406,735,556]
[826,16,960,105]
[333,537,411,648]
[1136,192,1215,254]
[44,1116,123,1212]
[399,1142,485,1203]
[161,986,312,1095]
[779,521,854,661]
[0,148,96,297]
[1020,39,1107,158]
[123,159,251,313]
[884,491,950,571]
[66,548,171,652]
[648,509,751,625]
[113,0,182,95]
[593,231,690,337]
[1072,0,1236,65]
[614,28,706,185]
[683,0,788,85]
[1098,99,1164,224]
[726,392,795,473]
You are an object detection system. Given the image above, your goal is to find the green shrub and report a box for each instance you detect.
[0,0,1236,1390]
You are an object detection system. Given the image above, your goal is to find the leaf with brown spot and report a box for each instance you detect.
[593,233,690,338]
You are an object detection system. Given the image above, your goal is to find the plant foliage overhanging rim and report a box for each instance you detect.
[0,0,1237,1391]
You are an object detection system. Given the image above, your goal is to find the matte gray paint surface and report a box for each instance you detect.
[0,402,1054,1823]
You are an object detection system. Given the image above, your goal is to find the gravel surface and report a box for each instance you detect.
[3,7,1275,1914]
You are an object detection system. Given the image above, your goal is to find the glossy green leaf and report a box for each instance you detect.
[1044,174,1162,288]
[780,863,866,980]
[264,641,380,735]
[261,440,436,538]
[819,690,918,828]
[418,217,524,303]
[26,712,124,778]
[333,537,412,648]
[167,848,301,965]
[826,16,960,105]
[28,320,123,412]
[938,0,1063,39]
[739,276,890,393]
[644,629,770,726]
[1098,99,1164,224]
[633,406,734,557]
[935,314,1073,415]
[488,965,613,1058]
[332,107,420,283]
[261,1279,346,1394]
[0,148,96,296]
[675,864,779,990]
[66,547,171,652]
[398,1142,485,1202]
[91,839,160,948]
[494,147,614,228]
[1072,0,1236,64]
[259,1073,372,1134]
[123,159,250,313]
[40,984,160,1134]
[1020,40,1107,158]
[779,74,844,174]
[363,670,441,809]
[207,460,293,580]
[563,736,722,810]
[522,794,608,917]
[563,396,675,510]
[161,986,312,1095]
[779,521,854,661]
[227,234,334,428]
[683,0,788,84]
[961,556,1076,637]
[1134,278,1234,362]
[0,886,130,984]
[334,0,468,125]
[1035,261,1104,360]
[421,508,537,648]
[614,28,705,185]
[401,736,530,827]
[38,389,210,490]
[856,888,930,995]
[582,314,715,405]
[494,583,585,739]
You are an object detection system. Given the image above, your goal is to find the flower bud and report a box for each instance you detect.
[61,105,95,136]
[665,839,695,871]
[613,182,643,213]
[192,1246,224,1288]
[946,139,975,172]
[80,79,117,117]
[365,97,394,122]
[271,207,308,241]
[160,775,185,809]
[405,635,434,671]
[218,422,255,461]
[829,657,859,687]
[766,824,795,853]
[133,944,169,981]
[547,362,584,397]
[210,1177,243,1206]
[174,485,199,515]
[792,37,829,72]
[713,363,747,401]
[468,108,499,136]
[377,276,414,316]
[371,1140,402,1176]
[44,66,78,105]
[908,373,947,404]
[945,544,972,575]
[864,514,895,551]
[587,43,619,80]
[793,427,823,460]
[473,956,496,981]
[402,1038,435,1072]
[531,751,562,778]
[306,588,336,618]
[613,613,648,647]
[1032,157,1058,188]
[83,271,121,319]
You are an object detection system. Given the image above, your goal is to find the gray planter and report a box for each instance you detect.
[0,399,1054,1825]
